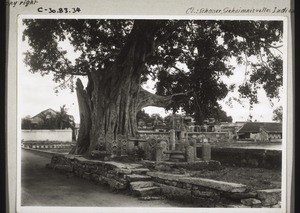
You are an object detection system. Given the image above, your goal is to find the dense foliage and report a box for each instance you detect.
[272,106,283,122]
[23,19,283,124]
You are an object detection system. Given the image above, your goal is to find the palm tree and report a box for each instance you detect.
[56,105,75,129]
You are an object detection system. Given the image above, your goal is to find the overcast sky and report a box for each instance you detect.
[18,21,284,124]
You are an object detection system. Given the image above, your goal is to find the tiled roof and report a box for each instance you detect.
[260,123,282,133]
[238,122,282,133]
[31,108,57,119]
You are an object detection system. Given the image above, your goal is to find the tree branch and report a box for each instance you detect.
[49,49,87,77]
[172,65,186,73]
[137,86,189,110]
[53,75,73,90]
[154,21,184,49]
[50,69,87,76]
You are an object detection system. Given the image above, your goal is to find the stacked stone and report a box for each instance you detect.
[47,154,281,208]
[48,154,150,191]
[147,171,260,207]
[223,189,282,208]
[147,171,281,208]
[147,172,236,206]
[48,154,74,172]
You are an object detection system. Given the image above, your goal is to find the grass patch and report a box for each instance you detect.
[189,166,281,191]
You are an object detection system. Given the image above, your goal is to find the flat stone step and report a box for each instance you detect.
[131,168,150,174]
[126,174,152,182]
[133,186,161,197]
[241,198,262,207]
[130,181,154,190]
[138,196,165,201]
[147,172,248,193]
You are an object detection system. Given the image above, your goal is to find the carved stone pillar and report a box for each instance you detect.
[170,129,176,151]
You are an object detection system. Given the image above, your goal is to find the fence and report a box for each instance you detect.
[21,129,73,142]
[137,131,170,140]
[137,131,230,141]
[186,132,230,143]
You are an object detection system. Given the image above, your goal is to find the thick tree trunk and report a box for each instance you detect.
[70,21,184,156]
[71,79,92,154]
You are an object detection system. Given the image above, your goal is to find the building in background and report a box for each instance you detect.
[237,122,282,142]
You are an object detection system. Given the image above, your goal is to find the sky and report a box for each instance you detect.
[18,21,284,124]
[19,63,283,124]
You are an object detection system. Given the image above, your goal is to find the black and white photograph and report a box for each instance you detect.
[17,17,287,210]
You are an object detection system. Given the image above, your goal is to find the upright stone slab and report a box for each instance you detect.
[160,140,169,161]
[155,143,163,162]
[111,140,118,156]
[97,131,106,151]
[146,138,157,161]
[177,138,186,153]
[189,138,197,159]
[105,131,114,155]
[186,145,195,162]
[170,129,176,151]
[202,142,211,161]
[117,134,128,156]
[180,130,186,141]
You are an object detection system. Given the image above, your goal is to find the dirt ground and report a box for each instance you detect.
[21,149,195,207]
[189,166,281,191]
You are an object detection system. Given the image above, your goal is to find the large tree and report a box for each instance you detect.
[23,19,283,155]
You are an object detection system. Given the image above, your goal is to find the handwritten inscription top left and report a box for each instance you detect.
[6,0,38,7]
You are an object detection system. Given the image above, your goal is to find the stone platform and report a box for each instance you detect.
[47,153,281,208]
[142,159,222,172]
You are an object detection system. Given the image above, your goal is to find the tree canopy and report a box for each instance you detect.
[23,19,283,125]
[272,106,283,122]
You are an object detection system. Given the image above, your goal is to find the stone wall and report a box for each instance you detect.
[137,131,231,144]
[187,132,230,143]
[47,154,281,207]
[197,147,281,170]
[22,141,74,149]
[137,131,170,139]
[48,154,150,190]
[22,129,73,142]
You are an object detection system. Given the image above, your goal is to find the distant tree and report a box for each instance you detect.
[207,106,233,123]
[272,106,283,122]
[151,113,164,124]
[21,115,32,129]
[56,105,75,129]
[163,114,173,125]
[136,111,165,127]
[136,109,152,125]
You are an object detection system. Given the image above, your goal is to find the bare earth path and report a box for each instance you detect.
[21,149,188,207]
